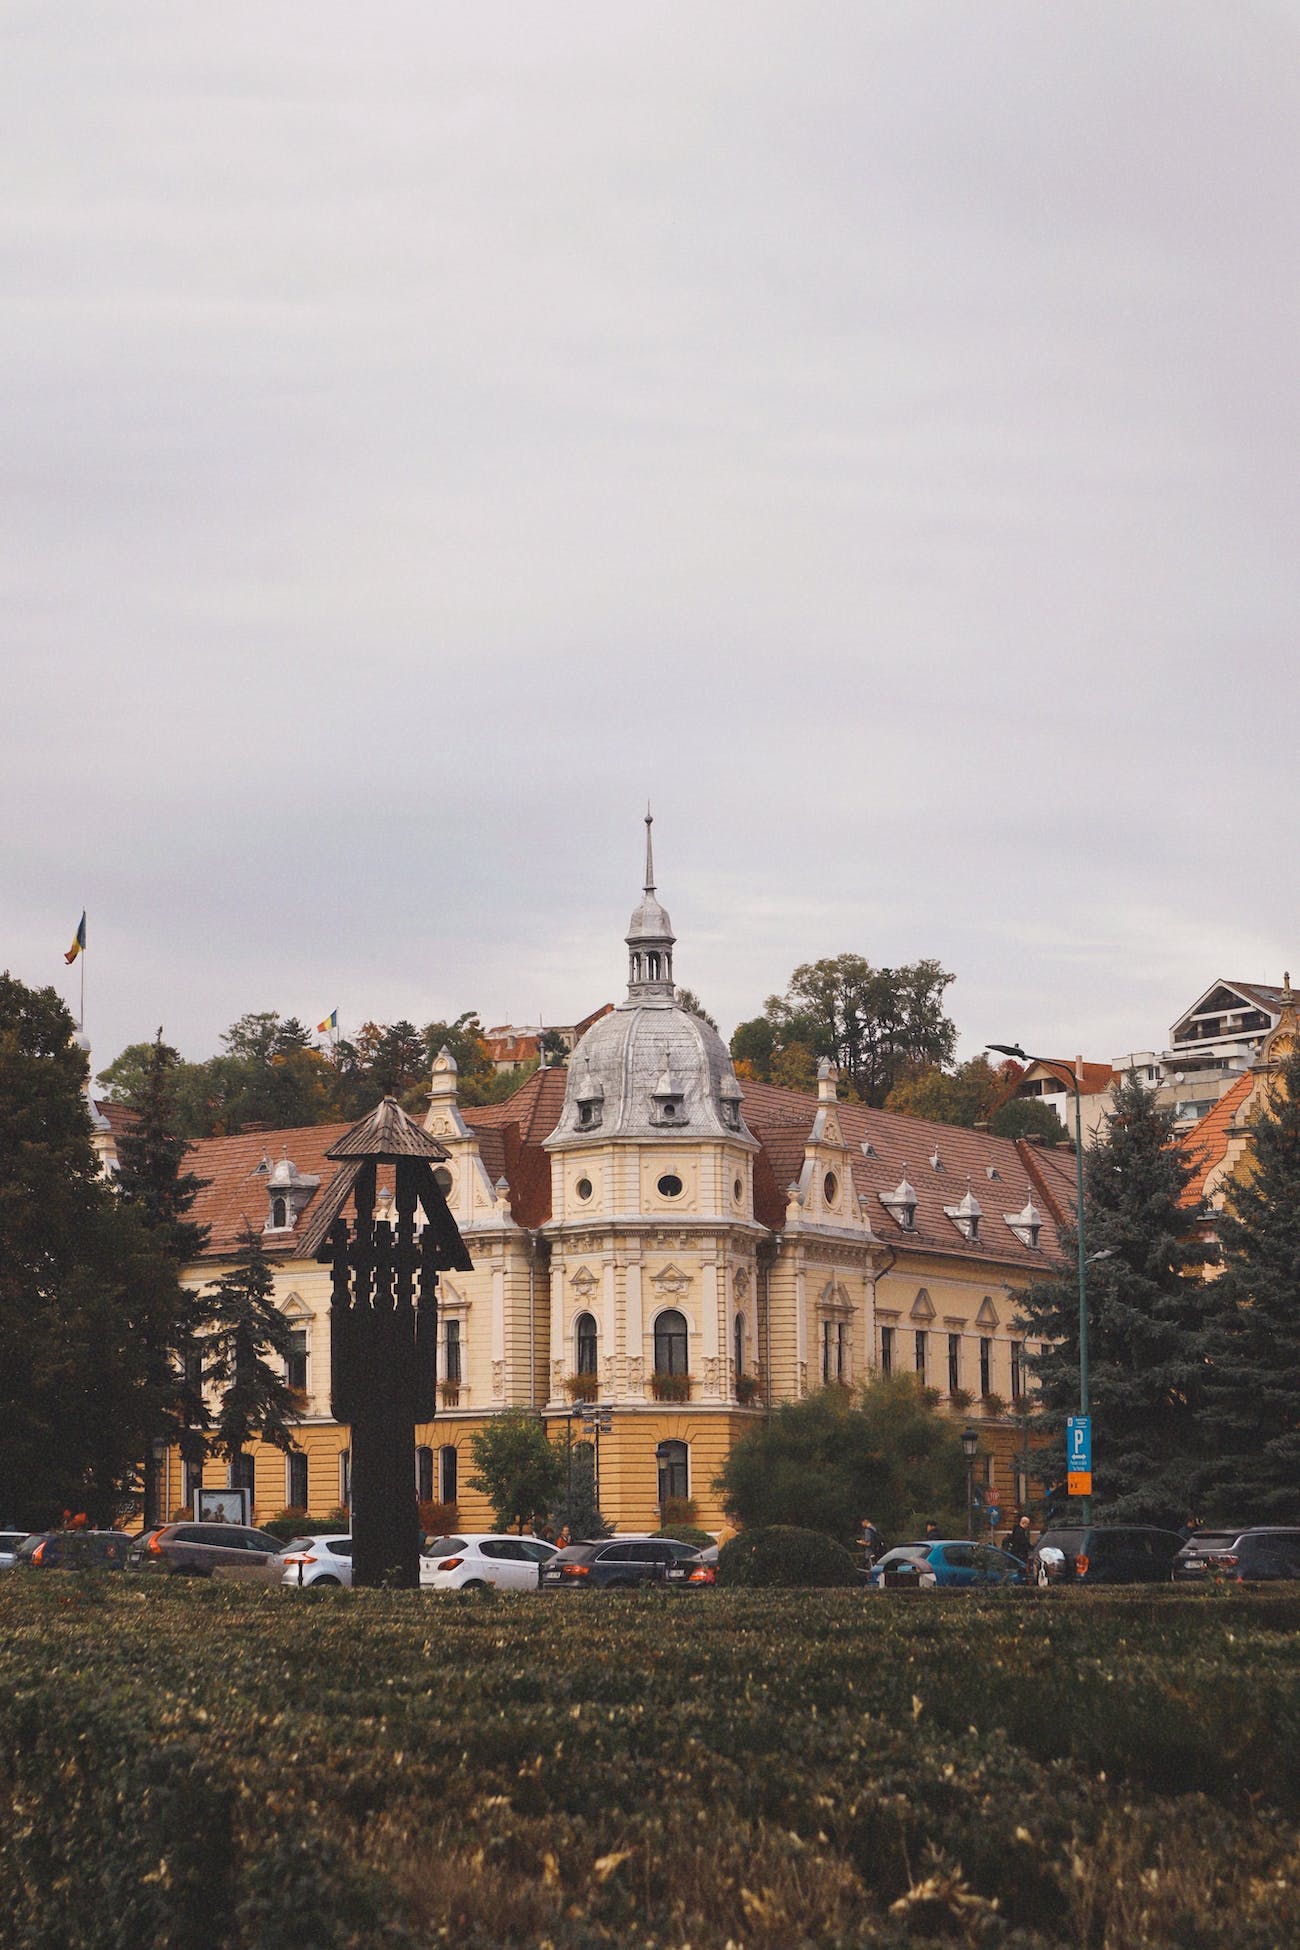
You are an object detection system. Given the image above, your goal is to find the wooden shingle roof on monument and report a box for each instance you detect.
[326,1095,452,1162]
[298,1097,472,1269]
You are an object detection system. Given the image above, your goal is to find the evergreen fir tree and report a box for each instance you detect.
[1199,1047,1300,1520]
[114,1032,212,1519]
[0,974,186,1525]
[1015,1072,1212,1525]
[203,1226,299,1467]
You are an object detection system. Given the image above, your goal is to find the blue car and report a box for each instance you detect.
[868,1540,1026,1589]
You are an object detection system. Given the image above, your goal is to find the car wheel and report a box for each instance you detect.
[462,1578,489,1591]
[311,1575,341,1587]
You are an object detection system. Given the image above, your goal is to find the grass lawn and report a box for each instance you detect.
[2,1577,1298,1948]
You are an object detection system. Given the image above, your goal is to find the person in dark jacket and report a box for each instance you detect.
[1005,1514,1032,1564]
[858,1517,884,1564]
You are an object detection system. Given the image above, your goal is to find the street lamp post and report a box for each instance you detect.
[987,1043,1091,1525]
[961,1425,979,1540]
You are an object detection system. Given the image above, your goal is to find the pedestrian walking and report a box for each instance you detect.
[1005,1514,1032,1565]
[858,1516,884,1564]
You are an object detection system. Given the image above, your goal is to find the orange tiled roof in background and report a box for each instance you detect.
[1179,1071,1254,1209]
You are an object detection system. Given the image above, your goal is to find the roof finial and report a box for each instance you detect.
[644,803,655,895]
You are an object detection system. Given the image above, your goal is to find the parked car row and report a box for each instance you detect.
[7,1522,1300,1591]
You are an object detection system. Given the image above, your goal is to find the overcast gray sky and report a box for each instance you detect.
[3,2,1297,1075]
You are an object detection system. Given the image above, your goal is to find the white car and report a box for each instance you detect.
[277,1534,353,1588]
[420,1533,557,1592]
[0,1531,29,1570]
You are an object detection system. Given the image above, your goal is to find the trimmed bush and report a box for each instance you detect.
[653,1524,713,1548]
[716,1524,860,1588]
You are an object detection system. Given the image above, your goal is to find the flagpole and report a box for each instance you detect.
[80,914,86,1034]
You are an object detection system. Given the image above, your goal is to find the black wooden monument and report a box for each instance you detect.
[314,1097,472,1588]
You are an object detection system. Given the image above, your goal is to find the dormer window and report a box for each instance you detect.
[879,1172,918,1232]
[1003,1193,1043,1249]
[720,1071,744,1132]
[649,1051,687,1128]
[944,1184,983,1242]
[575,1062,604,1133]
[261,1154,321,1235]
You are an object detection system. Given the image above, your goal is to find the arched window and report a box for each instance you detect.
[416,1445,433,1504]
[271,1197,287,1230]
[656,1439,689,1507]
[439,1445,458,1505]
[575,1312,598,1376]
[339,1449,351,1509]
[734,1311,745,1379]
[654,1309,689,1376]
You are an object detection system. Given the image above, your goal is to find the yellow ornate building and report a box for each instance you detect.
[151,823,1077,1532]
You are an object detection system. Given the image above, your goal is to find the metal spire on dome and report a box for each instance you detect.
[644,802,656,895]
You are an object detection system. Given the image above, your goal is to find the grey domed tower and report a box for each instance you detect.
[549,811,755,1147]
[544,815,764,1440]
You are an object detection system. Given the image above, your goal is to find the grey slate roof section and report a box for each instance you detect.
[547,1001,758,1149]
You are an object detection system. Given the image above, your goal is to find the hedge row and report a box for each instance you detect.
[2,1578,1299,1947]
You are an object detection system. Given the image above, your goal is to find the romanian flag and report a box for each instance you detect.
[64,912,86,964]
[317,1008,338,1034]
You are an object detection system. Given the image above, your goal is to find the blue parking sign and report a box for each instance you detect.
[1067,1415,1092,1494]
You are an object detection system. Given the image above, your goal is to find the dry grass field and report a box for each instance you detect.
[2,1576,1298,1948]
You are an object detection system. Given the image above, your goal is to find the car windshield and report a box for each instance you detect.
[876,1548,927,1568]
[1185,1533,1241,1551]
[422,1537,467,1555]
[280,1538,316,1554]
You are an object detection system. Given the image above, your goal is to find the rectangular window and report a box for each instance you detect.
[948,1333,960,1394]
[287,1451,308,1510]
[821,1320,846,1382]
[880,1325,893,1376]
[286,1330,308,1394]
[339,1449,351,1510]
[1010,1341,1024,1399]
[979,1338,992,1397]
[445,1319,462,1384]
[914,1330,926,1379]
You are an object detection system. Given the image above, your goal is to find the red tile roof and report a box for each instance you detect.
[187,1123,350,1258]
[182,1062,1073,1272]
[1179,1071,1254,1208]
[736,1081,1070,1269]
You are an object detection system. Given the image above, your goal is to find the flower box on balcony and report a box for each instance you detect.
[438,1382,461,1408]
[565,1373,599,1402]
[650,1372,692,1403]
[735,1373,762,1407]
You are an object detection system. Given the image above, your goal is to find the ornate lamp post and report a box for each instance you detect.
[987,1044,1092,1524]
[315,1097,472,1587]
[961,1425,980,1540]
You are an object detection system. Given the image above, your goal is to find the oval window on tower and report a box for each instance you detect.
[657,1173,684,1199]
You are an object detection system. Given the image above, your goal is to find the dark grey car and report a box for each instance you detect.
[540,1536,700,1590]
[127,1520,283,1577]
[1030,1525,1184,1586]
[1173,1527,1300,1583]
